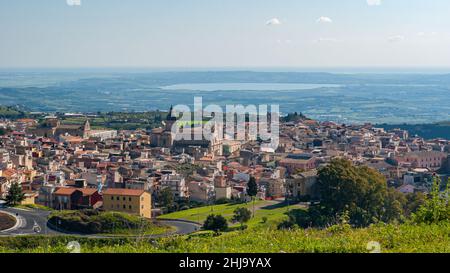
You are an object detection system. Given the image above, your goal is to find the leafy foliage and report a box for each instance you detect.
[203,214,228,233]
[232,207,252,228]
[284,159,423,228]
[48,210,167,235]
[157,188,175,211]
[246,176,258,197]
[412,177,450,224]
[5,183,25,206]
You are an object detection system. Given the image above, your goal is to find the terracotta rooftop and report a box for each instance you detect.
[102,188,145,197]
[54,187,77,196]
[79,188,99,196]
[17,118,36,123]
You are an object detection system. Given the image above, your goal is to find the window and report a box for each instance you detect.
[141,205,144,209]
[116,196,119,201]
[129,205,132,210]
[129,197,132,202]
[111,196,114,200]
[141,197,144,201]
[123,205,126,209]
[123,197,126,201]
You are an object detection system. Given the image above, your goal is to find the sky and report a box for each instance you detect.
[1,0,450,69]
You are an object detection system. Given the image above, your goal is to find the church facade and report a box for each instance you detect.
[150,107,223,158]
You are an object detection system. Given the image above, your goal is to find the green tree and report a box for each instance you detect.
[203,214,228,234]
[412,177,450,224]
[404,192,427,216]
[317,159,388,227]
[5,182,25,206]
[157,188,174,210]
[232,207,252,229]
[0,128,8,136]
[382,188,406,223]
[247,176,258,217]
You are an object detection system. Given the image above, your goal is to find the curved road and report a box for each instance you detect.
[0,207,200,238]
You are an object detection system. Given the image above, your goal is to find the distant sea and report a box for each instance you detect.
[0,69,449,125]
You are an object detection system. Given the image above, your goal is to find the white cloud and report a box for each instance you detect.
[316,16,333,23]
[367,0,382,6]
[417,31,438,37]
[315,38,338,43]
[67,0,81,6]
[277,39,293,45]
[388,35,405,43]
[266,18,281,26]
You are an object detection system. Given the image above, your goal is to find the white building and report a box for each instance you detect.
[160,172,188,198]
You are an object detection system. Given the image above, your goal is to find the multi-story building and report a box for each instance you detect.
[286,169,319,200]
[160,172,188,199]
[397,151,447,170]
[279,154,317,174]
[102,188,151,218]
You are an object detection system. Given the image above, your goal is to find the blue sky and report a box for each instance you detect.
[1,0,450,68]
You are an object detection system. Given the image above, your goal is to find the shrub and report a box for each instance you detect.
[277,219,297,230]
[215,198,231,205]
[412,177,450,224]
[203,214,228,234]
[48,210,153,234]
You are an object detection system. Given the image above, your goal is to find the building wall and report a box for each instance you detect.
[288,175,319,199]
[215,187,231,200]
[103,192,151,218]
[20,195,36,205]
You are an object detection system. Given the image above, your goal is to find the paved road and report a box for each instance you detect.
[0,207,200,238]
[0,207,58,236]
[159,219,200,235]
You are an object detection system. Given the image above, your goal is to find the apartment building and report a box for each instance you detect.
[102,188,151,218]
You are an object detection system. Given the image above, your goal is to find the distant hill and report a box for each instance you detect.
[378,122,450,140]
[0,106,28,119]
[1,71,450,124]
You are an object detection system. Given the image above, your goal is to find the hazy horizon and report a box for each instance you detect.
[2,66,450,74]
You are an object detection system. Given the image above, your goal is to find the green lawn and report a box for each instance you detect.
[158,200,305,228]
[248,202,304,228]
[14,204,54,211]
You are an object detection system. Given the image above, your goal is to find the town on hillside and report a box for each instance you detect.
[0,108,449,220]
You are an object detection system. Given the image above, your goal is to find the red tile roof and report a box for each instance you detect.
[79,188,98,196]
[102,188,145,197]
[54,187,77,196]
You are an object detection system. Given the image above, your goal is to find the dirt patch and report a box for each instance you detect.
[0,212,16,231]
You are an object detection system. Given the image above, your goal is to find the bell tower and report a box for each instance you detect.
[83,119,91,138]
[165,105,177,131]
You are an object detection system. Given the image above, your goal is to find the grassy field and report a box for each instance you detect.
[158,200,305,228]
[0,222,448,253]
[13,204,54,211]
